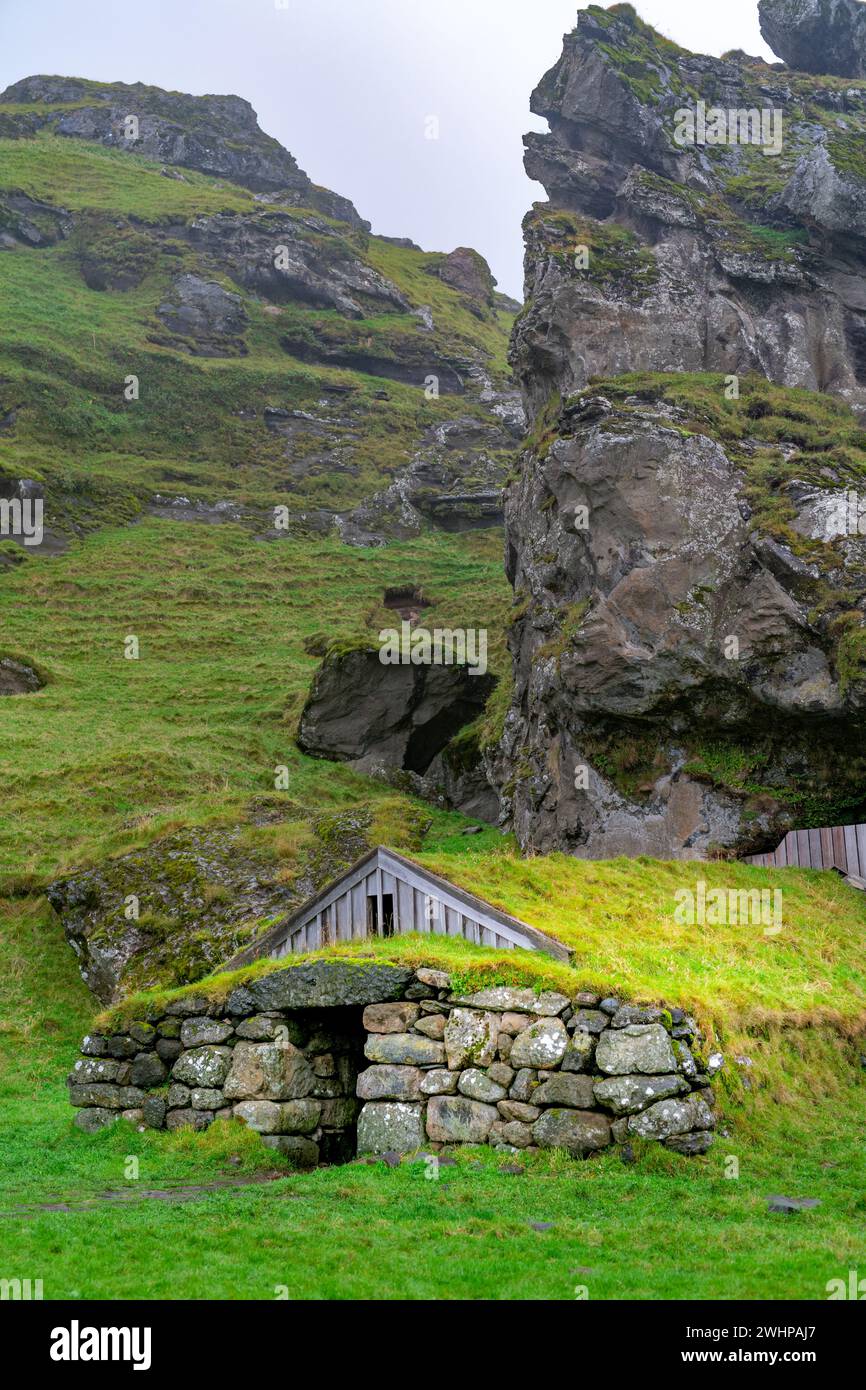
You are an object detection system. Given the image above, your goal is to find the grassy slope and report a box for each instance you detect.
[0,117,864,1301]
[0,133,514,519]
[0,519,511,883]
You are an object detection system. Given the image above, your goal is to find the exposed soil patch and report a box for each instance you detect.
[383,585,431,624]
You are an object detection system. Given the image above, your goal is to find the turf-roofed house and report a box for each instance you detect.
[66,849,721,1164]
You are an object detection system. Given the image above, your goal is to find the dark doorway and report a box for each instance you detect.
[367,893,395,937]
[381,893,395,937]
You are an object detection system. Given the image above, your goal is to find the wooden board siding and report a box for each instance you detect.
[225,846,572,968]
[745,823,866,882]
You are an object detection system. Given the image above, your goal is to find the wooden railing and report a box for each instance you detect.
[745,823,866,889]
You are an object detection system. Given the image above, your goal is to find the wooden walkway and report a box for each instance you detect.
[745,823,866,890]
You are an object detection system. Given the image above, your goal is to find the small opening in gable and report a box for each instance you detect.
[367,893,395,938]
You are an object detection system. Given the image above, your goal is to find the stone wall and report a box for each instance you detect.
[67,961,719,1163]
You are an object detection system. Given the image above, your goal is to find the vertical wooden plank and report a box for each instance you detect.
[376,865,383,938]
[481,926,496,947]
[351,882,364,939]
[832,826,847,873]
[431,893,442,935]
[820,828,833,871]
[413,887,426,933]
[777,836,788,868]
[808,829,822,868]
[796,830,811,867]
[428,895,443,937]
[856,824,866,879]
[845,825,859,877]
[787,834,799,867]
[396,879,412,934]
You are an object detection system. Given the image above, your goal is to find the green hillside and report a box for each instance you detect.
[1,80,864,1305]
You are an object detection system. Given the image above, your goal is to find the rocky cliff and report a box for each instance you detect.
[493,3,866,858]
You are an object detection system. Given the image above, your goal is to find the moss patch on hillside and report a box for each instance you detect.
[526,206,658,300]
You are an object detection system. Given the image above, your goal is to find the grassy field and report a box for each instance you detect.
[0,469,863,1303]
[1,888,864,1300]
[1,120,864,1302]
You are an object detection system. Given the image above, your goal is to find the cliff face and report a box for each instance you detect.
[514,4,866,417]
[494,3,866,859]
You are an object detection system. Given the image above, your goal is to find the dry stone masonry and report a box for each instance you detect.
[68,961,718,1163]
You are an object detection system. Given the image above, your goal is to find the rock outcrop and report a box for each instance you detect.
[515,4,866,416]
[297,644,496,783]
[189,210,410,318]
[0,655,42,695]
[759,0,866,77]
[156,273,248,356]
[46,808,423,1001]
[493,5,866,858]
[427,247,498,316]
[0,76,369,225]
[0,189,71,248]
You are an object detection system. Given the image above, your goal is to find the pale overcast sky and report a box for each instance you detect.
[0,1,775,298]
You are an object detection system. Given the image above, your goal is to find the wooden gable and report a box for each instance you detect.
[227,847,571,967]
